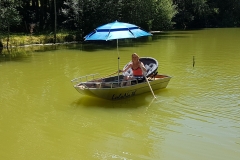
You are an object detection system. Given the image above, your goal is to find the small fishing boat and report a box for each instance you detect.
[71,57,171,100]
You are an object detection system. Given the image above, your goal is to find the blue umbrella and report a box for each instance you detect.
[85,20,152,41]
[84,20,152,82]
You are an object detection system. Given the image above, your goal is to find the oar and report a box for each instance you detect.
[144,75,157,99]
[145,97,157,112]
[140,66,157,99]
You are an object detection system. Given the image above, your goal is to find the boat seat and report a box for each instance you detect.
[145,63,157,77]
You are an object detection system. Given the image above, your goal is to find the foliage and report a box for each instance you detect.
[0,0,240,45]
[0,0,22,30]
[172,0,209,28]
[152,0,178,30]
[61,0,83,29]
[213,0,240,27]
[0,0,22,48]
[173,0,240,28]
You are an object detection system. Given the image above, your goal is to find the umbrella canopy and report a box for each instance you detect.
[84,20,152,83]
[84,20,152,41]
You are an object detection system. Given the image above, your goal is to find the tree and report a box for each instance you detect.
[151,0,177,30]
[61,0,83,29]
[214,0,240,27]
[173,0,212,29]
[120,0,154,30]
[0,0,22,48]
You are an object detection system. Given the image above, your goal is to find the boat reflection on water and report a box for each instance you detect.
[71,92,155,109]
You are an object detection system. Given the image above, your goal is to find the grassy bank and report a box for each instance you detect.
[0,31,81,48]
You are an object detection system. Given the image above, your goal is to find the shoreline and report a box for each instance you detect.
[0,41,80,49]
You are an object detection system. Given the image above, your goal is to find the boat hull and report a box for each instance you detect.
[73,75,171,100]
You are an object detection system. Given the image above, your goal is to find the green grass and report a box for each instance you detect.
[0,31,81,48]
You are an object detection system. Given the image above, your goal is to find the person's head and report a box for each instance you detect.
[132,53,139,62]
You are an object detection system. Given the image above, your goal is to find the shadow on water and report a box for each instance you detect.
[151,31,194,41]
[0,44,81,63]
[0,47,33,63]
[150,28,205,41]
[81,36,152,52]
[0,29,201,61]
[0,29,202,63]
[81,30,202,52]
[71,93,152,109]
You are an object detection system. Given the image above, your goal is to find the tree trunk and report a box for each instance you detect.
[7,24,10,49]
[54,0,57,44]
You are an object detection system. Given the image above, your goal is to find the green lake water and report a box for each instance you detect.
[0,28,240,160]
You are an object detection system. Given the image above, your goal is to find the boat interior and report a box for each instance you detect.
[71,57,166,89]
[72,73,169,89]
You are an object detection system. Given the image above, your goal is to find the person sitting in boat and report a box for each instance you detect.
[119,53,147,86]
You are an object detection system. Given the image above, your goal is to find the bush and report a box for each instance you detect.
[64,34,75,42]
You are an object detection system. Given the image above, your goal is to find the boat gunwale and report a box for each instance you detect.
[74,74,171,90]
